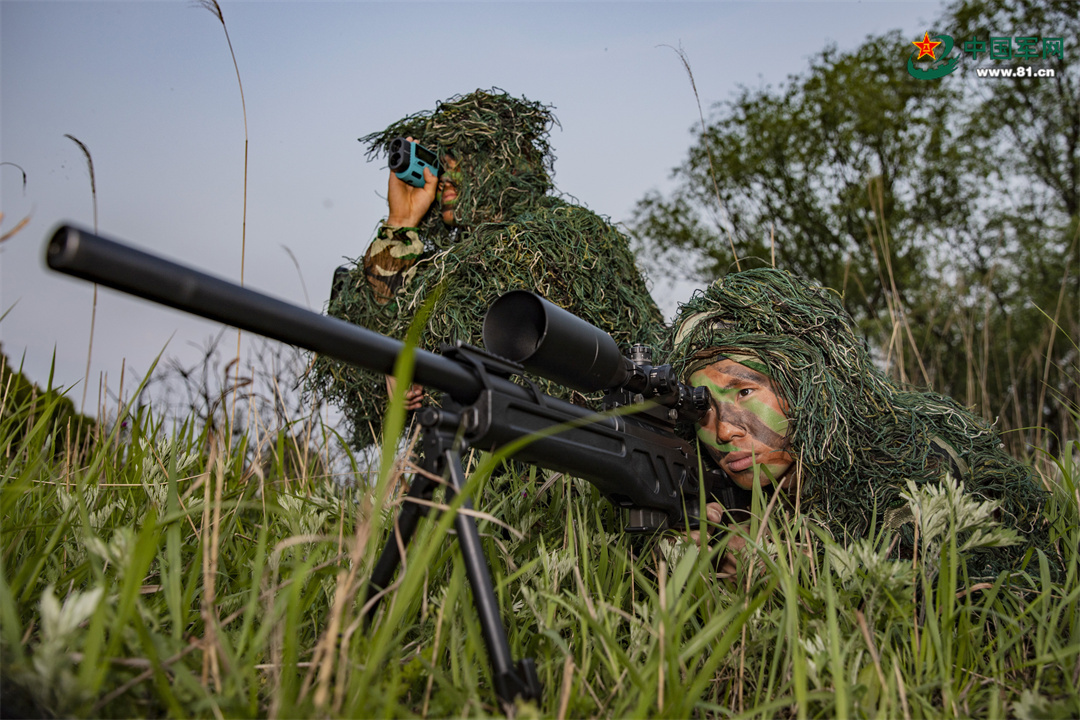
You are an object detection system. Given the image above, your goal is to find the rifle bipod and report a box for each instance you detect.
[362,406,542,707]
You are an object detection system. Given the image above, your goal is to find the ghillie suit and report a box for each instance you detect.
[666,268,1058,578]
[309,90,664,448]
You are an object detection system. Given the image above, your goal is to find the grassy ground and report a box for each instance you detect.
[1,362,1078,719]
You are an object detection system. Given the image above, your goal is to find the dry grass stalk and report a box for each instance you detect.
[306,570,348,709]
[330,463,385,714]
[557,655,575,720]
[657,556,666,713]
[195,0,249,451]
[867,177,930,386]
[0,212,32,244]
[281,244,311,309]
[63,135,98,413]
[0,163,31,243]
[199,435,226,693]
[1033,226,1079,461]
[0,161,27,192]
[855,609,888,692]
[421,600,448,717]
[661,43,740,271]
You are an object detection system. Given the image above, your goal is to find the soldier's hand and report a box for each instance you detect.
[386,375,424,412]
[687,502,725,545]
[386,137,439,228]
[687,501,746,577]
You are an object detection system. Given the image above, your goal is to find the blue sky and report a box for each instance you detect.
[1,0,941,414]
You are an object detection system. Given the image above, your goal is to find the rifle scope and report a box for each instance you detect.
[483,290,630,394]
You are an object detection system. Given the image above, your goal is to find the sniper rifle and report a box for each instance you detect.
[44,224,743,707]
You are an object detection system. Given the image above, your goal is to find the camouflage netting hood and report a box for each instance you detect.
[666,268,1056,576]
[310,90,664,449]
[361,89,556,245]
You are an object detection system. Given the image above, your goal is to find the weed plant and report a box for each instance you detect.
[1,353,1078,718]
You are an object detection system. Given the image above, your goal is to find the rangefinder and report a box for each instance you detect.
[387,137,441,188]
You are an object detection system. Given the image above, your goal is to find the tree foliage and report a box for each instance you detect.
[634,32,975,323]
[633,1,1079,456]
[942,0,1080,452]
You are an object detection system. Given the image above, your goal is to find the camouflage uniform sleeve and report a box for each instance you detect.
[363,223,425,305]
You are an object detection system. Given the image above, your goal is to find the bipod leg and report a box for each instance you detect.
[437,441,541,706]
[361,467,436,626]
[360,408,541,706]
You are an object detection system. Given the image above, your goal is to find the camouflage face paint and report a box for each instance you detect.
[690,359,793,490]
[437,157,462,225]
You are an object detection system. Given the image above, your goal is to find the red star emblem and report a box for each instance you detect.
[912,32,942,60]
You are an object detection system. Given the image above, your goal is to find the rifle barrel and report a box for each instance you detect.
[45,224,484,403]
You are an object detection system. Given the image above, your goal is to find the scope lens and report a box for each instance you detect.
[483,290,629,393]
[484,292,544,362]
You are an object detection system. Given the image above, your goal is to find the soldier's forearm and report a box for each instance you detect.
[363,223,425,305]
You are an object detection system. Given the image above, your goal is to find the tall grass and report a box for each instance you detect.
[1,344,1077,718]
[62,134,98,415]
[660,43,740,273]
[195,0,249,452]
